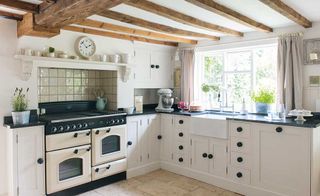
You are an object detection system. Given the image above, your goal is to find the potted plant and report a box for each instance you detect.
[11,87,30,125]
[251,88,275,114]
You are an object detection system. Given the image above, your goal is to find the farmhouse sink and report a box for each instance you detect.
[190,114,229,139]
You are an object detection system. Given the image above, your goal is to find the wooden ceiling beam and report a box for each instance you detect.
[126,0,243,36]
[0,10,23,21]
[62,26,178,47]
[0,0,39,13]
[186,0,272,32]
[259,0,312,28]
[34,0,129,28]
[98,11,220,40]
[39,0,56,12]
[77,19,198,44]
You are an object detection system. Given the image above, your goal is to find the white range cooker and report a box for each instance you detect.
[39,101,127,196]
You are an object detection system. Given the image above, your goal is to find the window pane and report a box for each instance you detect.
[225,73,251,110]
[226,51,252,71]
[204,55,223,85]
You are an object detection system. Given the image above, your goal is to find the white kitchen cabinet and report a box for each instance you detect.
[127,114,161,170]
[160,114,174,162]
[190,135,228,178]
[133,49,173,88]
[251,124,310,196]
[7,126,45,196]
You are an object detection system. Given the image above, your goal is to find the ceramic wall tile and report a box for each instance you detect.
[49,69,58,77]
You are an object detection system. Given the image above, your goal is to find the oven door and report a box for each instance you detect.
[46,145,91,194]
[92,125,127,166]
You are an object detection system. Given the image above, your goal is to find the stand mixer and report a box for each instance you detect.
[155,89,174,112]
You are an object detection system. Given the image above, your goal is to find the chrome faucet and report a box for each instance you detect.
[218,90,235,113]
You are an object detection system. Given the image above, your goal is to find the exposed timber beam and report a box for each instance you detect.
[185,0,272,32]
[98,11,220,40]
[259,0,312,28]
[77,19,198,44]
[0,0,38,13]
[62,26,178,47]
[126,0,243,36]
[0,10,23,21]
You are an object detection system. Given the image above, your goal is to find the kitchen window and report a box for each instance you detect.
[195,44,277,111]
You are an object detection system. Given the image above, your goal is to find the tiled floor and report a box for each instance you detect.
[79,169,242,196]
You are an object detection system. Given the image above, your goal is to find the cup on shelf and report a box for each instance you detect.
[34,50,42,57]
[25,48,33,56]
[109,54,120,63]
[101,54,108,62]
[121,53,131,64]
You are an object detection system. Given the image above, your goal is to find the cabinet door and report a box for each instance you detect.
[252,124,310,196]
[148,115,161,163]
[127,117,141,169]
[160,114,174,162]
[139,117,149,165]
[17,126,45,196]
[151,52,173,88]
[190,137,209,172]
[209,139,227,177]
[133,49,151,84]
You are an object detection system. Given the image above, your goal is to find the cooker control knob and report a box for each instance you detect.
[120,119,125,123]
[83,123,88,128]
[77,124,82,129]
[115,119,120,124]
[58,126,64,132]
[65,125,70,131]
[109,120,115,125]
[71,124,77,130]
[51,127,58,133]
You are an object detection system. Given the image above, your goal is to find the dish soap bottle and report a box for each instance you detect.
[239,98,248,115]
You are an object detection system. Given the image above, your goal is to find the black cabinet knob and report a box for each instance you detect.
[127,141,132,146]
[106,165,111,170]
[202,153,208,158]
[37,158,44,164]
[155,65,160,69]
[95,168,99,173]
[208,154,213,159]
[179,120,184,124]
[178,132,184,137]
[74,133,78,138]
[74,149,79,154]
[237,142,243,147]
[236,172,243,178]
[178,145,183,150]
[157,135,162,140]
[95,130,100,135]
[87,147,91,151]
[151,64,155,68]
[178,158,183,162]
[237,157,243,163]
[276,127,283,133]
[237,127,243,132]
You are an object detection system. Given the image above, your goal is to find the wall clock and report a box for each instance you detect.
[75,36,96,59]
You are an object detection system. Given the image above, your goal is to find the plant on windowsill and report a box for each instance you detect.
[11,87,30,125]
[250,88,275,114]
[201,83,219,109]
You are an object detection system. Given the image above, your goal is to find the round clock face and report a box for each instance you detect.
[75,36,96,58]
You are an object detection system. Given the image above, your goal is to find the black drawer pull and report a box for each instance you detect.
[155,65,160,69]
[237,157,243,163]
[95,130,100,135]
[202,153,208,158]
[178,132,184,137]
[106,165,111,170]
[86,147,91,152]
[178,158,183,162]
[74,149,79,154]
[208,154,213,159]
[37,158,44,164]
[276,127,283,133]
[179,120,184,124]
[106,128,111,133]
[74,133,78,138]
[86,132,91,136]
[157,135,162,140]
[237,127,243,132]
[178,145,183,150]
[127,141,132,146]
[237,142,243,147]
[95,168,99,173]
[236,172,243,178]
[151,64,155,68]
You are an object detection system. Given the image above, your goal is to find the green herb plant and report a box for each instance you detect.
[250,88,275,104]
[201,83,219,93]
[12,88,29,112]
[48,47,55,53]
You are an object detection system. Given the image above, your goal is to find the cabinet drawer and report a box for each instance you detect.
[174,153,188,167]
[230,122,251,138]
[175,129,188,141]
[92,159,127,181]
[229,167,250,185]
[230,137,250,153]
[174,142,188,155]
[174,116,190,131]
[230,152,251,169]
[46,130,91,151]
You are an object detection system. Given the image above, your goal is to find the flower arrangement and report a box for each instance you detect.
[12,87,29,112]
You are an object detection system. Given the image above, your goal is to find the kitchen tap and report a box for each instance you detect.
[218,90,234,113]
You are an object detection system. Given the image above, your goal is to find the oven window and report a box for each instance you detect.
[102,135,120,155]
[59,158,83,181]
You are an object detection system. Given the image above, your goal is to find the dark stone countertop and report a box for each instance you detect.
[3,110,46,129]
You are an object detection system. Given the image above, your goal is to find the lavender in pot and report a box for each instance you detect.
[11,88,30,125]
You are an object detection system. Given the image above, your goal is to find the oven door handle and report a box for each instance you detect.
[73,146,91,154]
[74,131,91,138]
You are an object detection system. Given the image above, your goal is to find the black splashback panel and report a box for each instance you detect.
[39,101,96,114]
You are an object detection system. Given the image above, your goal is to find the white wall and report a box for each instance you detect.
[0,18,174,195]
[180,22,320,111]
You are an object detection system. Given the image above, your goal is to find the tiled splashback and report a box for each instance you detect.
[134,88,180,105]
[38,68,118,110]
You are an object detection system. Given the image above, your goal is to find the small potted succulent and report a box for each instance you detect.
[11,87,30,125]
[251,88,275,114]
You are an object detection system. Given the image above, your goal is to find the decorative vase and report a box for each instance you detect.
[12,110,30,125]
[255,103,270,114]
[96,97,107,111]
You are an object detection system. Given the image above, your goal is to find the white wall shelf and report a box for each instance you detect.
[14,55,131,82]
